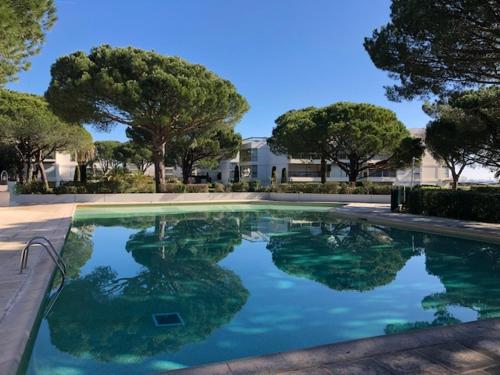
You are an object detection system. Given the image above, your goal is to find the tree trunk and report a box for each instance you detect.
[181,160,192,184]
[80,163,88,184]
[152,140,166,192]
[451,172,459,190]
[74,165,80,182]
[320,156,327,184]
[26,159,33,183]
[348,169,358,185]
[36,151,49,190]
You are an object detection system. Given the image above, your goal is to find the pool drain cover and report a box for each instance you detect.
[152,313,184,327]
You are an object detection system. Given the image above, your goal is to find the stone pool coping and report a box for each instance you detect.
[165,317,500,374]
[0,200,499,375]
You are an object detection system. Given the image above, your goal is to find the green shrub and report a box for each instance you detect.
[163,182,186,193]
[405,189,500,223]
[214,182,225,192]
[275,182,390,195]
[323,182,340,194]
[185,184,209,193]
[230,182,248,192]
[16,181,51,194]
[248,180,261,192]
[53,182,88,194]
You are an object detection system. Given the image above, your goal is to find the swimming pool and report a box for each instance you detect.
[22,203,500,374]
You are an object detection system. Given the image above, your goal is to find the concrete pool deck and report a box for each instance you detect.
[0,204,75,375]
[0,201,499,375]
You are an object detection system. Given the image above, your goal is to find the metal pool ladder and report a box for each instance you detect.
[19,236,67,283]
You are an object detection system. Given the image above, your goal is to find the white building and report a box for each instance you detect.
[203,130,451,187]
[42,152,77,185]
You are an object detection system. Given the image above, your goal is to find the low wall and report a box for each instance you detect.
[13,192,390,205]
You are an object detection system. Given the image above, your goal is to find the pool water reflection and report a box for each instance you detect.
[23,205,500,374]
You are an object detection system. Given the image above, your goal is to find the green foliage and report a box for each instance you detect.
[276,182,391,195]
[320,102,423,182]
[214,182,225,192]
[162,182,186,193]
[405,189,500,223]
[229,182,248,192]
[165,127,242,184]
[248,180,261,192]
[424,87,500,172]
[16,180,50,194]
[46,45,249,192]
[113,141,152,174]
[185,184,209,193]
[0,0,56,85]
[0,89,92,186]
[364,0,500,100]
[268,107,330,183]
[270,102,423,183]
[93,141,122,175]
[425,119,479,189]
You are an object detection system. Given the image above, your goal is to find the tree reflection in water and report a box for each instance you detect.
[385,235,500,334]
[47,213,248,362]
[45,209,500,364]
[266,219,418,291]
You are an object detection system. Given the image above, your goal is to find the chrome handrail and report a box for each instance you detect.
[19,236,66,280]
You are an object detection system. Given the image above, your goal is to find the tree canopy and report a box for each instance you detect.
[45,45,249,192]
[269,103,424,183]
[0,89,91,187]
[268,107,331,183]
[93,140,122,175]
[165,127,241,184]
[424,87,500,178]
[364,0,500,100]
[113,140,153,174]
[0,0,56,85]
[321,102,424,183]
[425,119,479,189]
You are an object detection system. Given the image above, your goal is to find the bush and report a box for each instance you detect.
[214,182,225,192]
[405,188,500,223]
[230,182,248,192]
[248,180,261,192]
[53,182,88,194]
[274,182,390,195]
[16,181,51,194]
[162,182,186,193]
[185,184,209,193]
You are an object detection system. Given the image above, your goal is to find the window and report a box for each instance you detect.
[240,148,258,162]
[368,169,397,178]
[289,164,321,177]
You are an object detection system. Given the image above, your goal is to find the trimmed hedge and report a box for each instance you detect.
[275,182,391,195]
[405,189,500,223]
[185,184,209,193]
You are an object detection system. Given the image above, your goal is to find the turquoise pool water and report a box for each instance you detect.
[24,204,500,374]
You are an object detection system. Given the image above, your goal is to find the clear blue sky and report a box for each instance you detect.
[8,0,430,140]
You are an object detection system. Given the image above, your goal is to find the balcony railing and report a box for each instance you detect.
[289,171,322,177]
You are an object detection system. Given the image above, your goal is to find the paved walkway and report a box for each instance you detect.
[333,203,500,244]
[0,204,75,375]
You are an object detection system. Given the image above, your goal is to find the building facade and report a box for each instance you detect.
[202,129,451,187]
